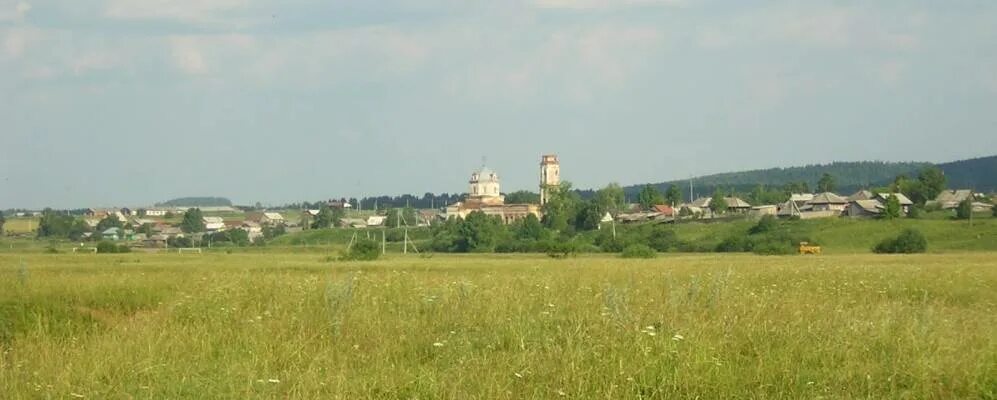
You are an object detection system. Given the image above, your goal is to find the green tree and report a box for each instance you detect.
[313,206,344,229]
[917,166,947,202]
[955,198,972,220]
[95,215,122,232]
[179,208,205,233]
[541,181,579,231]
[709,190,728,215]
[456,211,503,252]
[594,183,625,214]
[817,173,836,192]
[664,184,682,207]
[505,190,540,204]
[0,210,5,235]
[574,200,605,231]
[882,194,901,219]
[515,213,547,241]
[637,184,664,210]
[137,223,154,236]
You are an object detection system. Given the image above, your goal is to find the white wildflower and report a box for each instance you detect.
[433,342,445,347]
[514,372,523,378]
[70,394,85,398]
[267,378,280,384]
[672,334,684,341]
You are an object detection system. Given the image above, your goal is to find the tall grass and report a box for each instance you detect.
[0,252,994,398]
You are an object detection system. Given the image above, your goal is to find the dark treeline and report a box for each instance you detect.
[157,197,233,207]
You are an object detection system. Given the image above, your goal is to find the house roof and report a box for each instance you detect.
[102,227,120,234]
[366,216,386,226]
[876,193,913,205]
[689,197,711,208]
[851,199,883,213]
[262,212,284,220]
[652,205,675,215]
[935,190,972,203]
[789,193,815,202]
[848,190,874,201]
[202,216,224,223]
[808,192,848,204]
[725,197,752,208]
[600,212,614,222]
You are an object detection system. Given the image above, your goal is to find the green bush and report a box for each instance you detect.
[715,236,750,252]
[545,240,579,259]
[873,229,927,254]
[340,239,380,261]
[96,241,131,254]
[907,205,922,219]
[621,244,657,259]
[749,215,778,234]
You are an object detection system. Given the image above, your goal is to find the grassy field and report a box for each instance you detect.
[1,252,994,398]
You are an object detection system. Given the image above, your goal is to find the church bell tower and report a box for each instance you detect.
[539,154,560,206]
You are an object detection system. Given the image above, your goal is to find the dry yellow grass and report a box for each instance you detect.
[1,252,995,398]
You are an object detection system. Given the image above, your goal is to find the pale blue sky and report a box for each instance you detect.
[2,0,996,208]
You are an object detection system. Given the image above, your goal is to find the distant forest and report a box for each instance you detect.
[618,156,997,201]
[157,197,233,207]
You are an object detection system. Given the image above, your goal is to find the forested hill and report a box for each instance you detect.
[156,197,233,207]
[937,155,997,191]
[622,156,996,198]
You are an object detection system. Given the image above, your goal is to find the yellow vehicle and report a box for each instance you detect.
[798,242,821,255]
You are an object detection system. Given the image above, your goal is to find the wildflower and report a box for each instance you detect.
[672,334,684,341]
[514,372,523,378]
[556,390,567,396]
[645,325,655,331]
[70,394,85,398]
[433,342,445,347]
[267,378,280,384]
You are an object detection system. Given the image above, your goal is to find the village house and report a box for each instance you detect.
[848,190,874,201]
[847,199,883,218]
[202,216,225,232]
[928,189,973,209]
[789,193,815,208]
[806,192,849,212]
[142,209,168,217]
[749,205,778,217]
[260,212,285,225]
[875,193,913,214]
[687,196,752,215]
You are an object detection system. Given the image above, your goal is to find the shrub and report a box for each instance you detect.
[907,205,922,219]
[873,229,927,254]
[340,239,380,261]
[749,215,778,235]
[621,244,657,259]
[993,204,997,218]
[715,236,750,252]
[96,241,117,254]
[955,198,972,220]
[546,240,579,259]
[96,241,131,254]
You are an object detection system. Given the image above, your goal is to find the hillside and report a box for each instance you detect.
[156,197,233,208]
[937,155,997,191]
[625,155,996,198]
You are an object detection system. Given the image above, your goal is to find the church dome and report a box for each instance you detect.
[472,167,499,182]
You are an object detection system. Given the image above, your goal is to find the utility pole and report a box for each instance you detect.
[381,229,386,255]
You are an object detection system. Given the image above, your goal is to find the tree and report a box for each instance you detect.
[137,223,154,236]
[882,194,901,219]
[594,183,625,214]
[709,190,728,215]
[574,200,605,231]
[95,215,123,233]
[541,181,579,231]
[917,166,947,203]
[179,208,205,233]
[514,213,547,241]
[955,198,972,220]
[637,184,664,211]
[456,211,502,252]
[313,206,343,229]
[873,229,927,254]
[664,185,682,207]
[505,190,540,205]
[0,210,5,235]
[817,173,836,193]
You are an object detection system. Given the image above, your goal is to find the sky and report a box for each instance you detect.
[2,0,996,209]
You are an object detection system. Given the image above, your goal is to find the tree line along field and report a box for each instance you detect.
[1,252,994,398]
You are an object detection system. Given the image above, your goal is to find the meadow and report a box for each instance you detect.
[1,252,995,399]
